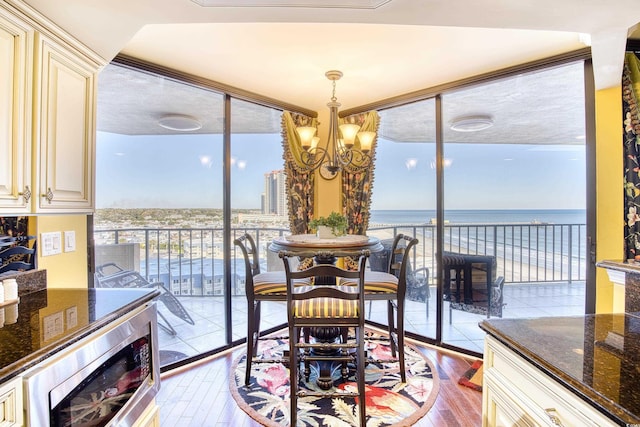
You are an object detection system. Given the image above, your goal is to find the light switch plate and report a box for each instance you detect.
[41,231,62,257]
[66,306,78,329]
[64,231,76,252]
[43,311,64,341]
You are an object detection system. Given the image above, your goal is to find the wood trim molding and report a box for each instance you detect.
[340,48,592,116]
[113,54,317,118]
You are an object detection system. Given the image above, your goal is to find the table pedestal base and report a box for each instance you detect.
[305,326,348,390]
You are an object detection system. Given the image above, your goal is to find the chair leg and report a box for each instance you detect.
[396,299,406,383]
[356,326,367,427]
[253,302,262,356]
[289,322,299,427]
[387,301,397,357]
[244,301,259,386]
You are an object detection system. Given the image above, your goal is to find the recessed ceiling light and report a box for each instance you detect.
[158,114,203,132]
[450,115,494,132]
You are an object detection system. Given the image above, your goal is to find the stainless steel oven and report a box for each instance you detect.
[22,303,160,427]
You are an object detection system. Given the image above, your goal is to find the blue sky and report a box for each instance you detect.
[96,131,586,211]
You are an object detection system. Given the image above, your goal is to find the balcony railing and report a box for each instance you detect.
[94,222,586,296]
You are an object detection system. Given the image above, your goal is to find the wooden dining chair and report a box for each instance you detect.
[234,233,310,386]
[281,249,369,427]
[0,238,37,274]
[343,233,419,383]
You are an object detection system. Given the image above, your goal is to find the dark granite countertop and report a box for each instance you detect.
[480,314,640,426]
[0,287,159,384]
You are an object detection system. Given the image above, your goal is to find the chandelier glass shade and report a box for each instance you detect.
[296,70,374,174]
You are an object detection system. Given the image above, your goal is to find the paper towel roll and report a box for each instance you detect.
[3,279,17,301]
[5,305,17,324]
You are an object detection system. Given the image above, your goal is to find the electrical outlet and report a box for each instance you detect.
[64,231,76,252]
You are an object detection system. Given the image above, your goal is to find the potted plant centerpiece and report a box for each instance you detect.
[309,212,348,239]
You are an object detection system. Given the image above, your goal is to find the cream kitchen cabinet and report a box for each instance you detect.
[33,31,97,212]
[483,335,615,427]
[0,6,32,213]
[0,1,102,214]
[0,376,23,427]
[132,400,161,427]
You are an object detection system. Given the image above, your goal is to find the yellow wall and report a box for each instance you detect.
[595,86,625,313]
[314,109,343,217]
[34,215,88,288]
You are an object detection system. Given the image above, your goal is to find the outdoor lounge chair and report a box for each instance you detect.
[95,262,195,335]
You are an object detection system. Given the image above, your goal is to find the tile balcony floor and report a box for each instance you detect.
[155,281,587,361]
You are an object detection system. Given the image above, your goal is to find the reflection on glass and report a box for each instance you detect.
[442,61,587,353]
[373,99,437,340]
[230,98,287,342]
[96,63,225,364]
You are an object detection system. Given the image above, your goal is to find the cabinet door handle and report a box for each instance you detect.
[41,187,54,203]
[545,408,564,426]
[18,185,31,203]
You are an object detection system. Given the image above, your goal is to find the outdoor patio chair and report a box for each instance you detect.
[94,262,195,336]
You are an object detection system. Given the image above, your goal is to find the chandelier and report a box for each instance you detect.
[296,70,375,176]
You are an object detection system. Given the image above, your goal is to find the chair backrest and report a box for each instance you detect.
[388,234,419,298]
[0,239,37,274]
[280,250,369,321]
[234,233,261,274]
[234,233,263,298]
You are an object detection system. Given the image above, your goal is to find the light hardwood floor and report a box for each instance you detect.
[156,342,483,426]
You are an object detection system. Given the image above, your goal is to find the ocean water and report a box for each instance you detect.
[369,209,586,225]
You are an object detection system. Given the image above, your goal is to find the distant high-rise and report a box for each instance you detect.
[263,170,286,216]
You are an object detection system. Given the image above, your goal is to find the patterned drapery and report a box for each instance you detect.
[623,52,640,260]
[281,111,317,235]
[341,111,380,235]
[341,111,379,270]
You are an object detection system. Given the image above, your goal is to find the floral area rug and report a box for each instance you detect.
[230,330,439,427]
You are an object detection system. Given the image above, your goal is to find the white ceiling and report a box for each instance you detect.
[20,0,640,113]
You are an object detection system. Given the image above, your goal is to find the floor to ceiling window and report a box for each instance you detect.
[95,54,591,366]
[369,99,437,340]
[230,98,288,342]
[372,60,588,354]
[95,63,228,365]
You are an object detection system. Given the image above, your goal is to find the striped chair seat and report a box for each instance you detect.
[254,271,310,295]
[292,286,360,318]
[341,271,398,294]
